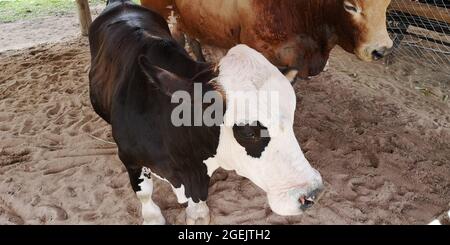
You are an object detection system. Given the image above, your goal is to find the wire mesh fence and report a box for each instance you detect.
[386,0,450,73]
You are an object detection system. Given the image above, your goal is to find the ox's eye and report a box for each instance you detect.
[233,122,269,140]
[233,122,271,158]
[234,124,257,139]
[344,2,358,14]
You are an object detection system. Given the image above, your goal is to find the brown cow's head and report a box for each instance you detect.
[336,0,393,61]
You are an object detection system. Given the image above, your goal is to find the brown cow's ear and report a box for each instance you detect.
[138,55,192,96]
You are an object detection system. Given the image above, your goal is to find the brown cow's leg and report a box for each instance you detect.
[284,70,300,85]
[172,25,186,48]
[187,37,206,62]
[277,66,299,84]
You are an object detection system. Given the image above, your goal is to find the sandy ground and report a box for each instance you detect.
[0,5,104,53]
[0,12,449,225]
[0,15,80,53]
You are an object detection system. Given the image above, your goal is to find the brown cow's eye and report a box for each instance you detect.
[344,3,358,13]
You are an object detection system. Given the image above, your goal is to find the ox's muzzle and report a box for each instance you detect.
[358,37,394,62]
[298,187,324,211]
[267,176,324,216]
[371,46,392,61]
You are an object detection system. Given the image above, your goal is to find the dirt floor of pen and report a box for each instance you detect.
[0,2,449,225]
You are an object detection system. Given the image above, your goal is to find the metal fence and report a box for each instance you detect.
[387,0,450,72]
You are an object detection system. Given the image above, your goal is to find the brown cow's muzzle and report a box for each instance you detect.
[371,46,392,61]
[356,36,394,62]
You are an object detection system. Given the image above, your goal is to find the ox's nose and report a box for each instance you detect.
[371,47,391,60]
[299,187,324,211]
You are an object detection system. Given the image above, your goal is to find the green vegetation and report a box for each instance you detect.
[0,0,139,23]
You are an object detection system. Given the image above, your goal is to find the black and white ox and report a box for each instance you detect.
[89,0,323,225]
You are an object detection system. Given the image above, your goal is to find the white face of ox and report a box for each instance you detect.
[208,45,324,216]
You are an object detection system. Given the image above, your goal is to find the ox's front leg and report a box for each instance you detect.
[120,151,166,225]
[137,168,166,225]
[186,200,210,225]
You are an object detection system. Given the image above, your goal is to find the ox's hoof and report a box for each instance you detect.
[186,201,210,225]
[143,215,166,225]
[186,213,211,225]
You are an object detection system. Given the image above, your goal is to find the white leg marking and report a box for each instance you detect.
[151,171,191,205]
[171,185,189,204]
[137,169,166,225]
[186,200,210,225]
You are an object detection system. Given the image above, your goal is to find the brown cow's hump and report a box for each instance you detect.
[140,0,174,19]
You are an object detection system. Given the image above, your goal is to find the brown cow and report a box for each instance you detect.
[141,0,393,78]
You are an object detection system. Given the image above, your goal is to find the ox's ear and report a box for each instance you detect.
[138,55,192,96]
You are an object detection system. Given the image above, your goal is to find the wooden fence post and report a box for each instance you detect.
[76,0,92,36]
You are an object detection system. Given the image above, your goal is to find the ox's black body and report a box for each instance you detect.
[89,0,221,202]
